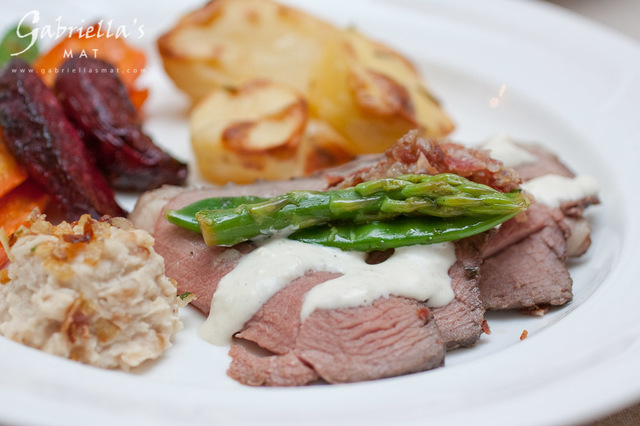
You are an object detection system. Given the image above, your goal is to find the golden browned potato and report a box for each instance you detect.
[160,0,454,184]
[301,119,354,175]
[157,0,335,102]
[190,80,352,184]
[307,29,455,154]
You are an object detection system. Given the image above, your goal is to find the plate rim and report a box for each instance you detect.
[1,1,640,425]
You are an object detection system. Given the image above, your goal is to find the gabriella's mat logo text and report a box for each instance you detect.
[13,10,145,59]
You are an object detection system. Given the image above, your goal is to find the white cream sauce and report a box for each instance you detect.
[198,239,456,346]
[521,174,599,208]
[482,133,536,167]
[483,134,599,207]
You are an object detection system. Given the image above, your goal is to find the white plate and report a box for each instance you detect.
[1,1,639,425]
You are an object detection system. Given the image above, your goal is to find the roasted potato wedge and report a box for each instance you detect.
[307,29,454,154]
[302,119,354,175]
[158,0,335,102]
[190,80,352,184]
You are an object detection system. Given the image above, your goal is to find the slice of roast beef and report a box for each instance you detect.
[480,203,567,259]
[431,237,486,350]
[516,142,599,259]
[231,296,445,385]
[513,142,599,257]
[479,203,572,310]
[562,215,593,258]
[236,271,342,355]
[477,142,599,311]
[559,196,600,257]
[481,226,572,310]
[227,344,319,387]
[129,185,185,234]
[293,297,445,384]
[513,143,574,181]
[238,240,484,356]
[226,254,449,385]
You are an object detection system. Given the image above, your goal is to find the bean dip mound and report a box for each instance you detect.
[0,214,183,370]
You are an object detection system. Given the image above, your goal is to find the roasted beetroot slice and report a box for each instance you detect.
[54,57,187,192]
[0,59,125,221]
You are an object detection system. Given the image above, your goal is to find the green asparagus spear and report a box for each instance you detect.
[193,174,529,247]
[288,214,517,251]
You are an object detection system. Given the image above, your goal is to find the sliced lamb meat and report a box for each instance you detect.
[129,185,184,234]
[514,143,574,181]
[228,345,319,387]
[560,196,600,217]
[476,140,599,311]
[511,142,600,258]
[479,209,574,311]
[478,190,574,311]
[294,297,444,384]
[563,216,593,258]
[431,237,485,349]
[480,203,567,259]
[236,271,342,355]
[232,296,444,385]
[480,217,571,310]
[238,240,484,355]
[158,232,253,314]
[559,196,600,257]
[329,130,522,192]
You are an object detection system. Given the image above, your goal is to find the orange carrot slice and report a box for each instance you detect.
[0,179,50,266]
[0,129,27,199]
[32,23,148,109]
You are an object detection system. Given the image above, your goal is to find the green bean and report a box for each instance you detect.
[165,195,267,233]
[288,214,517,251]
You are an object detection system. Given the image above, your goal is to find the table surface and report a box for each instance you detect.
[547,0,640,43]
[542,0,640,424]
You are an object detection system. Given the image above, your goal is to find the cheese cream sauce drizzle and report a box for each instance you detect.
[482,133,536,167]
[521,174,599,208]
[198,239,456,346]
[483,134,599,207]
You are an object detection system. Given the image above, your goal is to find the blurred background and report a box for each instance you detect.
[547,0,640,43]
